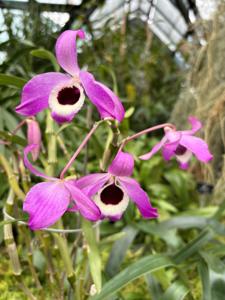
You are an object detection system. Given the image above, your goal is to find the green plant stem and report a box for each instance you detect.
[45,111,57,177]
[4,189,36,299]
[0,154,25,200]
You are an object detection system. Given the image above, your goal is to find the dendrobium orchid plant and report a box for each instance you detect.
[15,30,125,123]
[12,29,213,231]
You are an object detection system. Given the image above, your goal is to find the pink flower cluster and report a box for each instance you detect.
[15,29,213,230]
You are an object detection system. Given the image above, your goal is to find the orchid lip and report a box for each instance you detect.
[57,86,81,105]
[94,182,129,218]
[100,183,124,205]
[49,80,85,119]
[175,145,187,156]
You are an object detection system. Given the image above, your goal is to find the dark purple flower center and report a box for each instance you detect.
[100,184,124,205]
[57,86,80,105]
[175,145,187,156]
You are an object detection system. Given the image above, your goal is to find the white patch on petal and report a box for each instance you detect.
[176,150,192,164]
[48,79,85,117]
[93,183,129,218]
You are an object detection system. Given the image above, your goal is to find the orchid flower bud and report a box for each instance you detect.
[26,119,41,161]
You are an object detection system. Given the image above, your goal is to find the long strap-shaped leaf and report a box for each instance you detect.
[160,281,189,300]
[90,254,173,300]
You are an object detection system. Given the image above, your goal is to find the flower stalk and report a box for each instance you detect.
[119,122,176,150]
[60,120,104,179]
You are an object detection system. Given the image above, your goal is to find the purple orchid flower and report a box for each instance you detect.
[139,116,213,169]
[26,119,41,161]
[16,30,125,123]
[74,151,158,221]
[23,145,101,230]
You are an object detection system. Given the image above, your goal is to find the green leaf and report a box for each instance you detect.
[211,272,225,300]
[145,274,163,300]
[82,219,102,293]
[173,229,213,264]
[90,255,173,300]
[198,256,211,300]
[160,281,189,300]
[105,226,138,277]
[0,74,27,88]
[0,130,27,146]
[30,49,60,72]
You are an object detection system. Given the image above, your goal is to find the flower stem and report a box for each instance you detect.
[119,122,176,151]
[60,120,104,179]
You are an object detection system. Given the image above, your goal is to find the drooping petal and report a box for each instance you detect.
[162,146,175,161]
[24,145,57,181]
[139,136,168,160]
[26,119,41,161]
[55,29,85,76]
[80,71,125,122]
[23,181,70,230]
[118,177,158,219]
[179,135,213,163]
[182,116,202,135]
[108,151,134,177]
[65,181,101,221]
[75,173,110,197]
[16,73,70,116]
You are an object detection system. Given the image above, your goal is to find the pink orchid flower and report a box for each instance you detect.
[139,116,213,169]
[16,30,125,123]
[23,145,101,230]
[26,119,41,161]
[74,151,158,221]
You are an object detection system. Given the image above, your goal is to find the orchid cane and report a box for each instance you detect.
[15,29,125,123]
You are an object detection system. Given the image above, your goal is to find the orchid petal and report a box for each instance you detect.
[75,173,110,197]
[16,73,70,116]
[55,29,85,76]
[162,146,175,161]
[23,181,70,230]
[24,145,57,181]
[182,116,202,135]
[139,136,168,160]
[80,71,125,122]
[108,151,134,177]
[65,181,101,221]
[179,135,213,163]
[51,111,77,124]
[118,177,158,219]
[179,162,189,169]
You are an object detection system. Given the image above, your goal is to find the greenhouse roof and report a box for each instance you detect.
[0,0,217,50]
